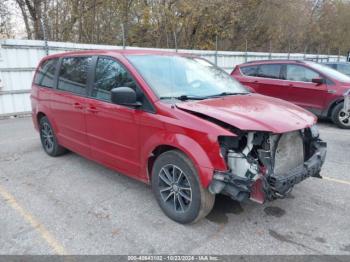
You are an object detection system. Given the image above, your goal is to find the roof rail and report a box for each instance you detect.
[244,59,305,64]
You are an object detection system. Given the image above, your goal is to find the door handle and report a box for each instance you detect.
[87,106,99,113]
[73,102,83,109]
[288,83,294,87]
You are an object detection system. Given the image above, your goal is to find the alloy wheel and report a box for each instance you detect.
[158,164,192,213]
[41,122,54,152]
[338,109,350,127]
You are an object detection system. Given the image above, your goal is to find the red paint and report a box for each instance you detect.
[31,50,317,200]
[177,93,316,133]
[231,60,350,118]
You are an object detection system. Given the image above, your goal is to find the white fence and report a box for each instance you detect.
[0,39,346,116]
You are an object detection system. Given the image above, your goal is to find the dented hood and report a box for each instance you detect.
[176,94,316,133]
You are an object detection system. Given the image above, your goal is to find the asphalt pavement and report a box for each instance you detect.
[0,117,349,255]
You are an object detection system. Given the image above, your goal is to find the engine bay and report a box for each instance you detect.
[209,126,327,203]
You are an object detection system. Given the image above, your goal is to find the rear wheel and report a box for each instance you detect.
[39,116,67,156]
[151,150,215,224]
[331,102,350,129]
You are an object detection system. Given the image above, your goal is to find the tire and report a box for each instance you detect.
[151,150,215,224]
[331,102,350,129]
[39,116,67,156]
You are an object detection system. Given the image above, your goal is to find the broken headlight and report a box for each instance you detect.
[310,124,319,139]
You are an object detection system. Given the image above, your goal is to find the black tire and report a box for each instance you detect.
[151,150,215,224]
[331,102,350,129]
[39,116,67,156]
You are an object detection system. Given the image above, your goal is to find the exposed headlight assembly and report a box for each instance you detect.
[310,124,319,138]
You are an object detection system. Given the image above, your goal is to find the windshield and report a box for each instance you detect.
[127,55,248,99]
[306,61,350,82]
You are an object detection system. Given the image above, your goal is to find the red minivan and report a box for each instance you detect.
[31,50,326,224]
[231,60,350,129]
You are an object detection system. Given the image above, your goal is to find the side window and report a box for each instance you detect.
[257,64,282,79]
[58,57,92,95]
[34,59,58,88]
[240,66,258,76]
[92,57,137,101]
[338,64,350,75]
[286,65,320,82]
[327,64,337,69]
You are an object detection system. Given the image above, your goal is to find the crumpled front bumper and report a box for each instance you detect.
[265,140,327,199]
[209,140,327,203]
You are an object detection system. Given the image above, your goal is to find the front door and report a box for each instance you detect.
[284,64,327,113]
[85,56,141,177]
[253,64,291,101]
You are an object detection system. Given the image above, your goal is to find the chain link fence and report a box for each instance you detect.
[0,39,347,116]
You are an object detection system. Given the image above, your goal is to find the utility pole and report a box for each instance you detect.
[40,18,49,56]
[287,41,291,60]
[215,35,218,66]
[245,39,248,62]
[173,31,178,52]
[121,24,126,49]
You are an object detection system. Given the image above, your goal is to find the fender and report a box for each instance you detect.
[323,97,344,117]
[141,131,229,187]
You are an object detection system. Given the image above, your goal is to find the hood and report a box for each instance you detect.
[176,94,316,133]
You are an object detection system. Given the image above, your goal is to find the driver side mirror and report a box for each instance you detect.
[111,87,142,107]
[312,77,325,85]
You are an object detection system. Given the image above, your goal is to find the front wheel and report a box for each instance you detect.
[331,102,350,129]
[151,150,215,224]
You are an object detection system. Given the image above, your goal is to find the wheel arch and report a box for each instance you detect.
[35,110,60,141]
[147,144,180,182]
[144,134,223,188]
[37,111,46,123]
[327,98,344,117]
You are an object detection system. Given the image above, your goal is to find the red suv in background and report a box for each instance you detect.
[231,60,350,128]
[31,51,326,223]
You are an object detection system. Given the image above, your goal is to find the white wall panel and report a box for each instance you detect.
[0,39,346,116]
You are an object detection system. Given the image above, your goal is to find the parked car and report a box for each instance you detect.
[231,60,350,129]
[324,62,350,76]
[31,51,326,224]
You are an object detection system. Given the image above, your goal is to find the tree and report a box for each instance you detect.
[7,0,350,55]
[0,0,14,38]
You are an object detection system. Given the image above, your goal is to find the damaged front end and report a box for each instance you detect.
[209,126,327,203]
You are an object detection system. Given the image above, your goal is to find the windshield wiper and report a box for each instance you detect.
[159,92,248,101]
[204,92,248,98]
[159,95,205,101]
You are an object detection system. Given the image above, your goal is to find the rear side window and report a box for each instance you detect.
[34,59,58,88]
[257,64,282,79]
[92,57,137,101]
[286,65,320,82]
[326,64,337,69]
[58,57,92,95]
[240,66,258,76]
[338,64,350,75]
